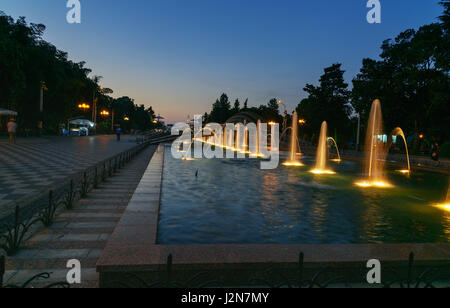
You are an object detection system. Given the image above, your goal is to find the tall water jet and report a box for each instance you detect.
[356,99,392,188]
[283,111,304,166]
[311,122,335,174]
[391,127,411,174]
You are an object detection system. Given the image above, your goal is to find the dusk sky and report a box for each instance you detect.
[1,0,443,123]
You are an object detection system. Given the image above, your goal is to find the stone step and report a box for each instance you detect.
[23,240,107,250]
[28,233,110,242]
[3,268,98,287]
[12,248,103,259]
[59,213,123,219]
[50,221,118,229]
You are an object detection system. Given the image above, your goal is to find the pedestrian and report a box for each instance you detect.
[431,140,440,167]
[116,126,122,141]
[7,118,17,144]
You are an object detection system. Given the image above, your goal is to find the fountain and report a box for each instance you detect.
[327,137,341,162]
[391,127,411,174]
[435,182,450,212]
[283,111,304,167]
[356,99,392,188]
[310,122,335,174]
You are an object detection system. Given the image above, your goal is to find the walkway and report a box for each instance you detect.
[0,135,138,213]
[3,145,157,288]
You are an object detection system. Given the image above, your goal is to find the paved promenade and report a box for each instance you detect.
[0,135,138,213]
[3,145,157,288]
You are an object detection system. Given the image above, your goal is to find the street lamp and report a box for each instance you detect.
[278,100,288,132]
[93,86,113,125]
[78,103,91,112]
[100,110,110,117]
[38,81,48,136]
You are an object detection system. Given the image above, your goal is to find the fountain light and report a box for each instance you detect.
[355,181,394,188]
[283,161,305,167]
[434,203,450,213]
[310,169,336,175]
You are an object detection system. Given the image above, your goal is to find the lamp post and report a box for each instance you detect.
[78,103,91,112]
[38,81,48,136]
[278,100,288,132]
[356,114,361,151]
[93,87,113,127]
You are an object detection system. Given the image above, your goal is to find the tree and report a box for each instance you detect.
[207,93,232,123]
[0,12,160,135]
[351,4,450,143]
[297,63,351,143]
[232,99,241,114]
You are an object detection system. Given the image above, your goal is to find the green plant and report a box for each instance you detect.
[61,180,77,210]
[79,172,90,198]
[38,191,59,227]
[0,206,38,256]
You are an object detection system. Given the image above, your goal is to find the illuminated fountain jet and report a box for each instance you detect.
[310,121,335,175]
[356,99,393,188]
[435,182,450,212]
[391,127,411,175]
[282,111,304,167]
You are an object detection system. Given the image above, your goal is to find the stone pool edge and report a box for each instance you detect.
[97,144,450,287]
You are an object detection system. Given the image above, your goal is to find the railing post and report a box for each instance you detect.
[0,255,5,288]
[94,167,98,189]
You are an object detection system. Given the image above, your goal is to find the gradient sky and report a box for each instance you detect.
[1,0,443,123]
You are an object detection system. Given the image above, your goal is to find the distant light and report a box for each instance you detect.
[397,169,410,174]
[419,134,424,139]
[299,119,306,125]
[78,103,90,110]
[268,121,277,126]
[124,117,130,121]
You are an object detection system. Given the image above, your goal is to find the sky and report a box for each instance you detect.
[1,0,444,123]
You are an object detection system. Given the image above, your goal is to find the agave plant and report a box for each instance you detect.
[0,206,38,256]
[79,172,90,198]
[93,167,99,189]
[60,180,77,210]
[38,191,59,227]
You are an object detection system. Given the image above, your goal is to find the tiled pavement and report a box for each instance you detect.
[3,145,157,288]
[0,135,139,215]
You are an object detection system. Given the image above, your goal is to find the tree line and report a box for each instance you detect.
[205,2,449,154]
[0,11,159,135]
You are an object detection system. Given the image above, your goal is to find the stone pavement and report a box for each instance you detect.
[3,145,157,288]
[0,135,139,214]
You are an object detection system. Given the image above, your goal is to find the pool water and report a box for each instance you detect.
[157,145,450,245]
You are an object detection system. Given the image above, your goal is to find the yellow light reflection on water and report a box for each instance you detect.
[310,169,336,175]
[355,181,394,188]
[435,203,450,212]
[282,161,305,167]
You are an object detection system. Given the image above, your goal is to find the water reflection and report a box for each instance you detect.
[158,145,450,245]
